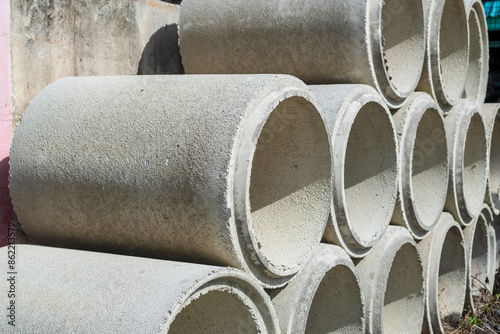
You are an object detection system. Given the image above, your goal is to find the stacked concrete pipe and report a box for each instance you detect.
[0,245,279,333]
[269,244,365,333]
[444,99,488,226]
[463,0,489,108]
[391,92,448,239]
[483,103,500,215]
[418,0,470,114]
[8,74,332,288]
[418,213,467,333]
[480,205,497,292]
[178,0,426,109]
[309,84,398,258]
[355,226,425,334]
[463,204,496,313]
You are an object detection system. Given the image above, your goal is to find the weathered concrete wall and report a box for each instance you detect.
[9,0,181,127]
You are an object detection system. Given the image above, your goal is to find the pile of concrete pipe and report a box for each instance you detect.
[3,0,500,333]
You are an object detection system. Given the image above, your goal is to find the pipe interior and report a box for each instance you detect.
[491,115,500,206]
[168,289,260,334]
[383,243,424,333]
[305,264,364,334]
[381,0,425,94]
[463,8,482,100]
[470,217,490,296]
[463,113,487,216]
[439,0,469,102]
[412,109,448,227]
[438,226,466,322]
[250,96,331,269]
[344,102,397,245]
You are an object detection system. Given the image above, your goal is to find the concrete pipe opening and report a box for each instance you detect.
[249,96,331,272]
[383,243,425,334]
[305,265,364,333]
[439,0,469,104]
[380,0,425,98]
[344,102,397,248]
[437,225,466,324]
[468,215,490,310]
[491,114,500,210]
[463,8,483,102]
[463,113,488,218]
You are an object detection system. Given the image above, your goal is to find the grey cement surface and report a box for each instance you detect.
[482,103,500,215]
[9,74,332,288]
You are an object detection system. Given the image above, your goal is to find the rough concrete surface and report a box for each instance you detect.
[391,92,448,240]
[444,99,488,226]
[310,84,398,258]
[482,103,500,215]
[0,244,280,333]
[269,244,365,334]
[179,0,425,109]
[9,0,181,128]
[355,226,425,334]
[418,0,469,114]
[9,74,332,288]
[418,213,467,334]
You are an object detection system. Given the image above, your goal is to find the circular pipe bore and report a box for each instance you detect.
[418,0,469,114]
[311,85,398,257]
[444,100,488,226]
[356,226,425,334]
[270,244,365,334]
[9,75,331,288]
[483,104,500,215]
[463,2,488,107]
[392,93,448,239]
[418,213,467,334]
[179,0,425,108]
[0,245,280,333]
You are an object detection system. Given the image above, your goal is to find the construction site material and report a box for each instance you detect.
[0,245,279,333]
[463,205,496,313]
[418,213,467,333]
[418,0,469,114]
[8,75,332,288]
[463,0,489,109]
[444,99,488,226]
[269,244,365,334]
[310,84,398,258]
[391,92,448,239]
[355,226,425,334]
[178,0,425,109]
[483,103,500,215]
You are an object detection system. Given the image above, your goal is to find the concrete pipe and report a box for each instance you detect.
[418,0,469,114]
[178,0,426,109]
[480,205,497,292]
[444,100,488,226]
[391,93,448,239]
[269,244,365,334]
[494,214,500,271]
[463,0,489,109]
[8,75,332,288]
[463,205,496,313]
[0,245,279,333]
[309,85,398,258]
[355,226,425,334]
[418,212,467,334]
[483,104,500,215]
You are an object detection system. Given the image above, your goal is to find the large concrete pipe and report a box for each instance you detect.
[463,205,496,313]
[444,100,488,226]
[480,205,497,292]
[8,75,332,288]
[418,213,467,334]
[309,85,398,258]
[0,245,279,333]
[391,93,448,239]
[483,104,500,215]
[463,0,489,108]
[355,226,425,334]
[178,0,426,109]
[418,0,469,114]
[269,244,365,333]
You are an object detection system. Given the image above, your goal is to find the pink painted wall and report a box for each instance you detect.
[0,0,12,247]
